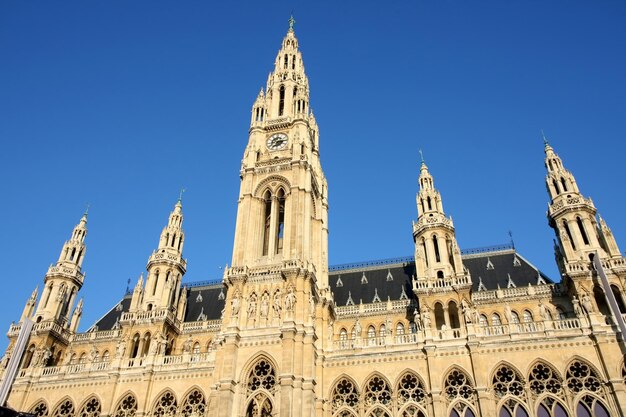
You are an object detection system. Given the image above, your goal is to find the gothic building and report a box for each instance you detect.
[2,19,626,417]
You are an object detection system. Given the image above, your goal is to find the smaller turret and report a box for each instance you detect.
[20,287,38,321]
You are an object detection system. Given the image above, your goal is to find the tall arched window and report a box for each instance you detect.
[444,369,476,417]
[278,86,285,116]
[262,191,272,256]
[434,303,445,330]
[275,189,285,254]
[528,362,563,398]
[536,397,569,417]
[448,301,460,329]
[565,360,603,397]
[433,235,441,263]
[367,325,376,345]
[611,285,626,313]
[563,221,576,250]
[245,358,276,417]
[396,323,405,335]
[492,313,502,326]
[577,217,589,245]
[364,374,392,408]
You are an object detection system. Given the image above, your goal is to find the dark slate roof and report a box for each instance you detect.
[183,284,225,322]
[92,282,225,331]
[328,247,553,307]
[90,294,131,331]
[329,262,416,307]
[463,250,552,292]
[92,245,552,328]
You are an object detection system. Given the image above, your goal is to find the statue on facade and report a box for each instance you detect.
[182,335,193,353]
[285,286,296,312]
[504,304,514,324]
[231,293,241,317]
[421,305,432,328]
[572,296,583,317]
[260,293,269,318]
[581,293,594,314]
[273,290,282,318]
[115,339,126,359]
[248,293,257,318]
[461,299,473,324]
[354,319,362,337]
[539,300,551,321]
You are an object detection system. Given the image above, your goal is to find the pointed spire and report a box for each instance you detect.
[30,286,39,302]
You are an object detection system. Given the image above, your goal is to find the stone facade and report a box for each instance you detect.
[2,20,626,417]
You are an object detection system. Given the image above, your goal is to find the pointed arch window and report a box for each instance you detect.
[432,235,441,263]
[331,378,359,414]
[563,221,576,250]
[180,389,206,417]
[52,400,74,417]
[113,394,137,417]
[565,359,603,396]
[278,85,285,116]
[275,188,285,254]
[30,401,49,417]
[498,399,529,417]
[151,392,177,417]
[576,217,589,245]
[560,177,568,192]
[536,397,569,417]
[78,398,101,417]
[529,362,563,397]
[262,191,272,256]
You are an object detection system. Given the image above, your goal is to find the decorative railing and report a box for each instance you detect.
[183,279,222,288]
[335,299,412,318]
[413,214,454,231]
[472,283,563,302]
[329,256,414,272]
[181,320,222,333]
[413,275,472,291]
[549,196,594,215]
[147,251,187,269]
[71,329,121,343]
[46,265,85,280]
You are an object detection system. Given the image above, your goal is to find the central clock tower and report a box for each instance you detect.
[210,18,332,417]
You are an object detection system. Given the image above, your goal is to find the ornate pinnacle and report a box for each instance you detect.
[178,188,186,203]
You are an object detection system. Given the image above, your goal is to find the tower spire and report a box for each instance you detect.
[288,15,295,32]
[545,139,621,266]
[34,211,88,323]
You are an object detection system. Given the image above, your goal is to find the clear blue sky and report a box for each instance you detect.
[1,1,625,339]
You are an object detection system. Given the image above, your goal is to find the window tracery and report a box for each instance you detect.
[444,369,474,402]
[331,378,359,413]
[575,394,610,417]
[400,404,426,417]
[365,407,391,417]
[528,362,563,397]
[151,391,177,417]
[52,399,75,417]
[180,389,206,417]
[565,360,603,395]
[450,402,476,417]
[113,394,137,417]
[492,364,525,398]
[247,359,276,394]
[78,398,101,417]
[364,375,392,408]
[397,372,427,406]
[245,393,272,417]
[30,401,49,417]
[498,399,529,417]
[536,396,569,417]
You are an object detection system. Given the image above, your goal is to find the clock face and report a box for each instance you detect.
[266,133,288,150]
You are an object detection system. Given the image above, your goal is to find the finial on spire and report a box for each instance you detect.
[288,15,295,32]
[419,149,427,168]
[83,203,90,217]
[178,188,186,203]
[541,129,549,146]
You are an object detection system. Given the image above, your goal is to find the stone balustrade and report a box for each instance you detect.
[16,351,213,382]
[181,320,222,334]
